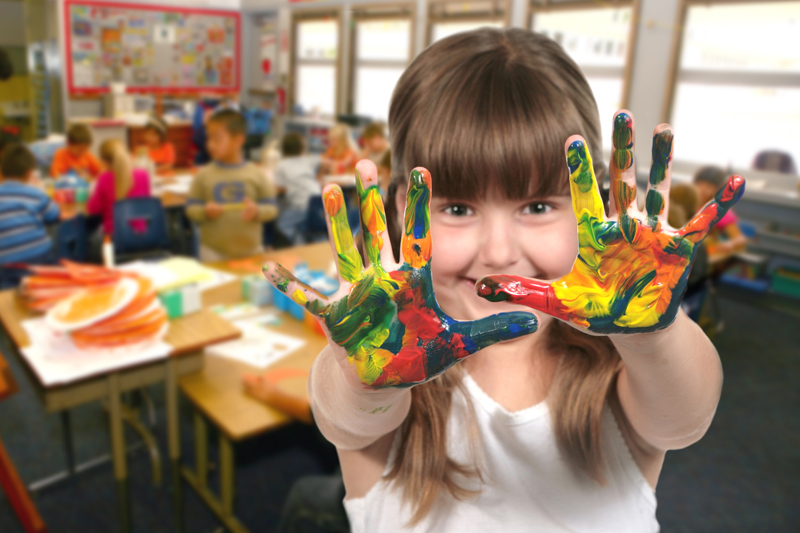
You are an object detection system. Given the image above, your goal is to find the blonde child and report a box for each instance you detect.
[87,139,151,235]
[319,123,358,177]
[262,29,744,532]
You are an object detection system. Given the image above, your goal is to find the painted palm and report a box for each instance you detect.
[263,161,538,389]
[477,112,746,334]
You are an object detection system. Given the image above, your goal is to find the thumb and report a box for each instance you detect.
[448,311,538,355]
[476,275,559,316]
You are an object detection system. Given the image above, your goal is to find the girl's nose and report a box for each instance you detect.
[478,216,522,269]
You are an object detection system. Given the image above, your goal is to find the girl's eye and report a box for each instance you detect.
[443,205,474,217]
[523,202,553,215]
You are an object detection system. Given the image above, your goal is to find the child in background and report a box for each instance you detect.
[140,115,175,175]
[274,132,321,244]
[186,109,277,261]
[87,139,151,235]
[51,124,102,179]
[263,29,744,532]
[0,144,60,264]
[360,122,390,166]
[376,148,391,197]
[694,165,747,262]
[319,124,358,177]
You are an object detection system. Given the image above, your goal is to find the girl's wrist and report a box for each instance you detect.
[607,310,688,355]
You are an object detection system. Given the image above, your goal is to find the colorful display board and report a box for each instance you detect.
[65,0,240,94]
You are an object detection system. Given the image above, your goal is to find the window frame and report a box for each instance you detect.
[290,8,343,118]
[426,0,510,47]
[527,0,640,111]
[663,0,800,124]
[347,2,417,117]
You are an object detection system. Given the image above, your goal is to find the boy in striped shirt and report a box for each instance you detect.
[0,144,60,265]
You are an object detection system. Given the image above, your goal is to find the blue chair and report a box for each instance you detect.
[112,198,171,263]
[302,195,329,243]
[53,215,88,262]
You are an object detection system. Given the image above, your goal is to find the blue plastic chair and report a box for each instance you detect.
[53,215,88,262]
[112,198,171,263]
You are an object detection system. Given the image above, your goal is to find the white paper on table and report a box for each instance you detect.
[118,259,237,293]
[20,318,172,386]
[205,313,305,369]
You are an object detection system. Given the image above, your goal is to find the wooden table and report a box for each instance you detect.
[0,288,241,533]
[178,242,333,533]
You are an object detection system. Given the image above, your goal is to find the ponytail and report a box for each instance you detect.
[99,139,133,200]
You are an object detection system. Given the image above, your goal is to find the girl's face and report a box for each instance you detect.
[419,190,579,323]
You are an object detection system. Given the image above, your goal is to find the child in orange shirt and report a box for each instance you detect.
[140,115,175,175]
[50,124,103,179]
[319,124,358,176]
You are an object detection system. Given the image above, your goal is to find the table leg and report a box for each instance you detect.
[108,372,131,533]
[166,358,185,533]
[61,410,75,476]
[219,434,235,518]
[194,412,208,490]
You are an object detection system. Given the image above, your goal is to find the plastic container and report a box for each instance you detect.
[771,268,800,299]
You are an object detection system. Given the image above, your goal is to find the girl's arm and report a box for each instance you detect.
[611,311,722,451]
[309,346,411,450]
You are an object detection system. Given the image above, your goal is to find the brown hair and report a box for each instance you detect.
[384,28,621,525]
[208,108,247,137]
[66,123,93,146]
[668,182,699,228]
[0,143,37,179]
[99,139,134,200]
[145,115,168,142]
[693,165,726,188]
[362,122,386,140]
[282,132,306,157]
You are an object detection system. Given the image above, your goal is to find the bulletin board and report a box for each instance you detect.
[64,0,240,95]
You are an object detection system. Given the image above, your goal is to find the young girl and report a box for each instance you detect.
[262,29,744,532]
[140,115,175,175]
[319,123,359,177]
[87,139,151,235]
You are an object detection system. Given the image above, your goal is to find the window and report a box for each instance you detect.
[669,1,800,172]
[428,0,508,45]
[350,5,414,121]
[531,2,636,144]
[293,14,340,117]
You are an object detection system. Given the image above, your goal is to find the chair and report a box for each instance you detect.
[302,195,329,243]
[752,150,797,174]
[112,198,171,263]
[53,215,88,263]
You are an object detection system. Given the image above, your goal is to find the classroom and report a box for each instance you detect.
[0,0,798,531]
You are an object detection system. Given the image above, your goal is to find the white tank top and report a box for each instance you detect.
[344,373,659,532]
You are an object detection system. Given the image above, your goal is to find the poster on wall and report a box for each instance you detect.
[64,0,240,95]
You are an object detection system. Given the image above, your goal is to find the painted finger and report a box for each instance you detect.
[451,311,539,356]
[400,168,433,269]
[355,159,395,272]
[645,125,674,231]
[322,184,363,284]
[566,136,605,224]
[609,111,639,241]
[476,275,562,318]
[678,175,746,244]
[262,261,331,317]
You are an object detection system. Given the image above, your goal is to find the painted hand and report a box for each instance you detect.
[263,160,538,389]
[476,111,745,334]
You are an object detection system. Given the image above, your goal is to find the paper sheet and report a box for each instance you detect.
[20,318,171,386]
[205,313,305,369]
[119,258,237,292]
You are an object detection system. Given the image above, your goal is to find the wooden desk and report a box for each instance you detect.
[0,350,17,402]
[0,288,240,533]
[177,242,333,533]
